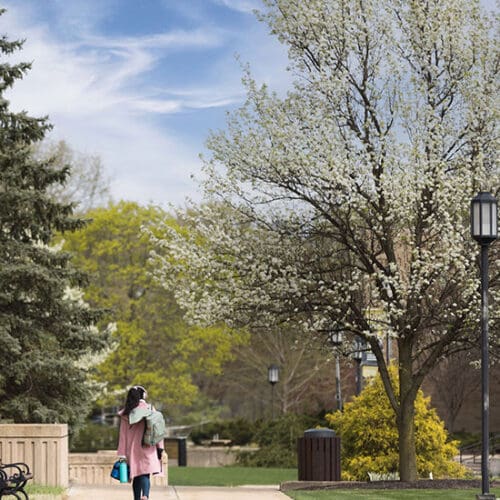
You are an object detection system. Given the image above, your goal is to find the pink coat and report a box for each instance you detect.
[117,400,164,479]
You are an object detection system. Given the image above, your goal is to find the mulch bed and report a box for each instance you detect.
[280,479,500,491]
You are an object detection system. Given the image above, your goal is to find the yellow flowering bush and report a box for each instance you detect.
[326,366,468,481]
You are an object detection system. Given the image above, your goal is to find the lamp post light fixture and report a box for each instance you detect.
[128,284,146,300]
[268,364,279,420]
[471,192,498,500]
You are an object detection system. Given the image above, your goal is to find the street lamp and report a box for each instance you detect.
[268,364,279,420]
[328,332,343,411]
[128,284,146,299]
[352,337,364,396]
[471,191,498,500]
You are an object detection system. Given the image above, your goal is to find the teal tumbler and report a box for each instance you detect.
[119,459,128,483]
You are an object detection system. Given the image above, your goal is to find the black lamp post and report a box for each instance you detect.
[352,337,364,396]
[329,332,343,411]
[268,364,279,420]
[471,191,498,500]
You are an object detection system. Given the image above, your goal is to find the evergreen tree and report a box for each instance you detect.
[0,14,108,425]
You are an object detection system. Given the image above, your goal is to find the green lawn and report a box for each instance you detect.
[169,467,499,500]
[168,466,297,486]
[169,467,500,499]
[25,484,66,495]
[285,488,500,500]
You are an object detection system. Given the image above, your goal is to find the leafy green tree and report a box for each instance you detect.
[326,366,468,480]
[0,20,108,425]
[62,201,246,412]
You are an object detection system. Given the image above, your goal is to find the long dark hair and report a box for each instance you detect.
[123,385,146,415]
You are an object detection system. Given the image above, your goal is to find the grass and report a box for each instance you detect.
[168,467,500,500]
[285,488,500,499]
[168,466,297,486]
[25,484,66,494]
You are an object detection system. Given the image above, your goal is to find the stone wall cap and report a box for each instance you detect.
[0,423,68,438]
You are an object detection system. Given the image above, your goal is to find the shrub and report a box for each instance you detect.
[236,413,323,467]
[190,418,255,446]
[225,418,256,445]
[190,413,325,466]
[70,422,119,452]
[190,422,224,445]
[237,444,297,468]
[326,365,469,481]
[450,431,480,450]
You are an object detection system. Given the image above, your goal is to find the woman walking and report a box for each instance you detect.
[117,385,164,500]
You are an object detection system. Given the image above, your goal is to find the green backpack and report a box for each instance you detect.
[142,406,167,446]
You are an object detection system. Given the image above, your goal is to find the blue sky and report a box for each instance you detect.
[3,1,496,209]
[3,0,290,207]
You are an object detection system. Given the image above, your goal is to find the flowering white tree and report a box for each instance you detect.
[150,0,499,481]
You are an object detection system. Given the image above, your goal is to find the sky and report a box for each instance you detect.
[3,1,496,209]
[3,0,290,208]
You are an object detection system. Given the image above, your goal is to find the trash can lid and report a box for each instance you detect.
[304,428,336,438]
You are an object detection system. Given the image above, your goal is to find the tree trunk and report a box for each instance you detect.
[398,345,418,482]
[398,396,417,481]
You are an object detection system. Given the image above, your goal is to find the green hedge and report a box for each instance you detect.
[236,414,324,468]
[190,418,255,446]
[70,422,119,452]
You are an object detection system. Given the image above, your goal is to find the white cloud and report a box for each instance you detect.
[1,6,230,206]
[135,85,246,114]
[47,110,203,207]
[131,95,241,114]
[1,1,290,207]
[82,29,224,51]
[212,0,261,14]
[131,99,183,114]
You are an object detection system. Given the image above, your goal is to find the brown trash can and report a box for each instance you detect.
[297,428,341,481]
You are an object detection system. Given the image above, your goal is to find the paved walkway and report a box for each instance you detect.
[66,484,290,499]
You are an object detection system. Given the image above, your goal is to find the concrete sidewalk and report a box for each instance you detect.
[66,484,290,499]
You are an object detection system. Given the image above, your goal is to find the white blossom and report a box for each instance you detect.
[148,0,499,441]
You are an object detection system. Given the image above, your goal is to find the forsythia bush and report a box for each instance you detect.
[326,366,468,481]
